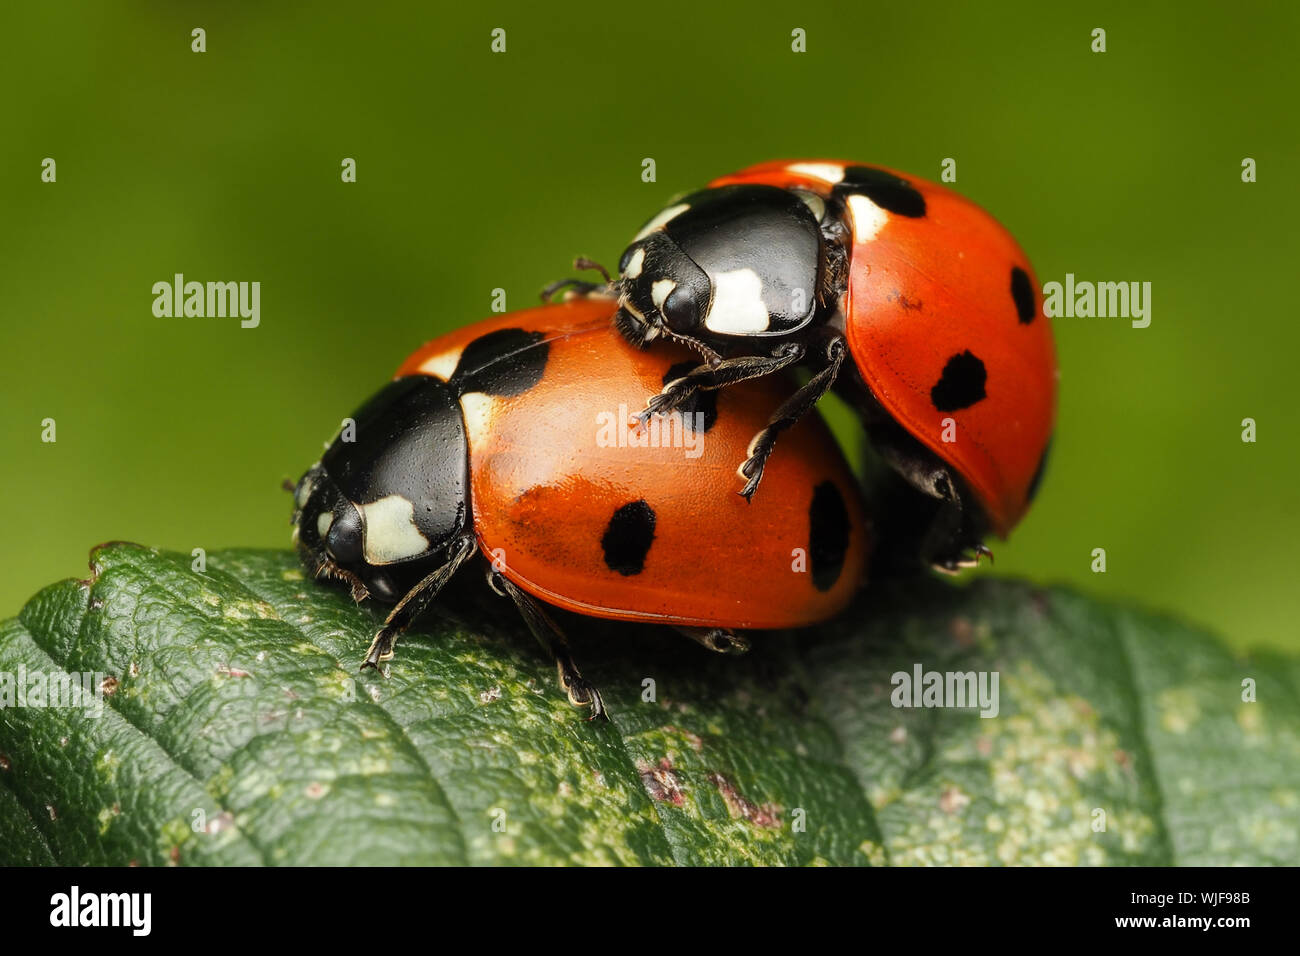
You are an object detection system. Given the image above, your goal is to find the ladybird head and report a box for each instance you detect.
[613,184,828,347]
[614,226,711,347]
[292,376,471,604]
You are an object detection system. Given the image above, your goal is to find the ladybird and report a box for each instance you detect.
[291,297,868,718]
[575,159,1056,571]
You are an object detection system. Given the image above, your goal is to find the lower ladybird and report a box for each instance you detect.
[290,296,869,719]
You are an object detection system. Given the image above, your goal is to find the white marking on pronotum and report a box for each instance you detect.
[360,495,430,564]
[458,392,499,447]
[618,295,660,341]
[705,269,770,334]
[633,203,690,241]
[651,278,677,309]
[623,247,645,279]
[316,512,334,538]
[793,189,826,221]
[787,161,845,185]
[295,473,316,509]
[413,350,459,382]
[845,193,889,242]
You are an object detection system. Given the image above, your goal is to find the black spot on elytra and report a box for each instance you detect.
[930,351,987,412]
[1011,267,1036,324]
[451,328,549,397]
[809,482,850,592]
[834,166,926,218]
[1026,438,1051,504]
[602,500,657,576]
[662,361,718,432]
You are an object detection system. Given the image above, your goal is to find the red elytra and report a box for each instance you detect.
[396,297,869,627]
[709,160,1057,537]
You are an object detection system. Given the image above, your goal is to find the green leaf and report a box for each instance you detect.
[1,543,1295,866]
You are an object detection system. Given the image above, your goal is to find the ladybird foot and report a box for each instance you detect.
[737,459,767,502]
[635,384,692,426]
[930,544,994,576]
[677,626,751,655]
[737,436,776,503]
[557,663,608,721]
[360,629,397,671]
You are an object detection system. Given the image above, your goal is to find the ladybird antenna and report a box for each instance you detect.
[663,329,724,368]
[572,256,611,284]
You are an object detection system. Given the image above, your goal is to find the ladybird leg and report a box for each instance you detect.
[929,534,995,575]
[907,470,997,574]
[738,334,847,502]
[540,257,614,302]
[489,571,608,721]
[360,534,478,670]
[539,277,602,302]
[636,342,805,424]
[869,438,994,573]
[674,626,751,655]
[930,544,994,575]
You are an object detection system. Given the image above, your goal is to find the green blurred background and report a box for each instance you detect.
[2,1,1296,652]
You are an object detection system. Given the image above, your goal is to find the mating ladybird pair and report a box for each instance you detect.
[291,160,1057,720]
